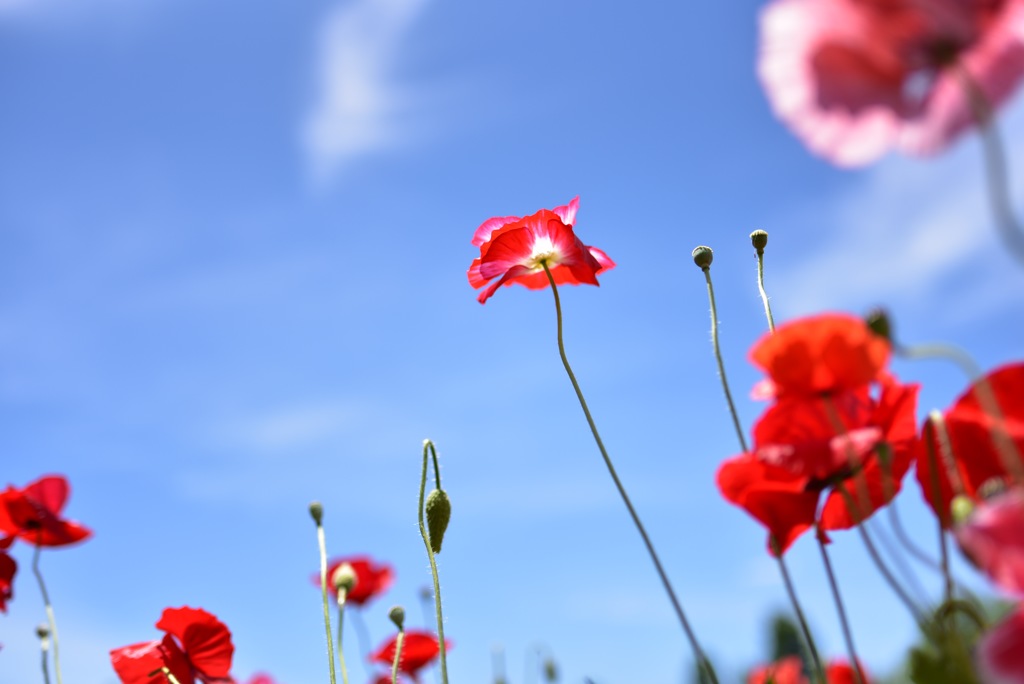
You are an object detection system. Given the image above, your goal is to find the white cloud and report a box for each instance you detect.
[769,98,1024,324]
[216,400,367,452]
[303,0,430,181]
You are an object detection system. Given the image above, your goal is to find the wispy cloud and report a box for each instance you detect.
[303,0,431,181]
[769,101,1024,325]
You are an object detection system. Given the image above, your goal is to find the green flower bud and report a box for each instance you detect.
[691,246,714,270]
[425,488,452,554]
[543,659,559,682]
[864,308,893,343]
[308,501,324,525]
[331,562,357,594]
[388,605,405,630]
[750,230,768,252]
[951,495,975,525]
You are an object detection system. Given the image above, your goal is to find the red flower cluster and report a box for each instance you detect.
[313,555,394,606]
[759,0,1024,165]
[748,656,870,684]
[468,196,614,304]
[717,314,918,553]
[110,607,235,684]
[0,475,92,547]
[369,631,449,682]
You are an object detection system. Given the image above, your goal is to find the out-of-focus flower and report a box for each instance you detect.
[370,631,450,682]
[110,606,235,684]
[955,486,1024,594]
[749,314,891,400]
[825,660,869,684]
[312,556,394,607]
[978,603,1024,682]
[468,196,614,304]
[0,475,92,547]
[748,655,805,684]
[759,0,1024,165]
[916,362,1024,527]
[0,550,15,612]
[245,675,279,684]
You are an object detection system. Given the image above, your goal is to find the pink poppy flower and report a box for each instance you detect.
[955,486,1024,593]
[759,0,1024,165]
[978,603,1024,682]
[468,196,615,304]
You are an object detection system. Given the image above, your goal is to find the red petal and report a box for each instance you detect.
[23,475,70,516]
[0,551,15,613]
[370,631,450,677]
[110,636,193,684]
[156,607,234,681]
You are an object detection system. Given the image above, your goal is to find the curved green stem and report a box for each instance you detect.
[540,263,718,684]
[32,544,61,684]
[391,630,405,684]
[815,529,867,684]
[419,440,449,684]
[700,266,748,453]
[772,542,827,684]
[755,251,775,333]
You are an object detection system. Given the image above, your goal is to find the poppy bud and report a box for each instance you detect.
[864,308,893,343]
[691,246,714,270]
[388,605,405,630]
[308,501,324,525]
[425,488,452,554]
[543,659,558,682]
[36,624,50,640]
[750,230,768,252]
[332,562,357,595]
[951,495,975,524]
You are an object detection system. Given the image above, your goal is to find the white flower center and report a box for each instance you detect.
[526,236,560,269]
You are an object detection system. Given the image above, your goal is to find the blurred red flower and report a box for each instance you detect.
[955,486,1024,594]
[110,606,235,684]
[916,362,1024,526]
[719,375,918,553]
[312,556,394,606]
[749,314,891,399]
[370,631,450,682]
[468,196,615,304]
[748,655,805,684]
[825,660,869,684]
[978,603,1024,682]
[0,475,92,547]
[759,0,1024,165]
[0,550,15,612]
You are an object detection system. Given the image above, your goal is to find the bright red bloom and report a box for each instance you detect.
[759,0,1024,165]
[369,631,450,682]
[978,603,1024,682]
[719,378,919,553]
[0,475,92,547]
[825,661,870,684]
[955,486,1024,594]
[750,314,891,399]
[0,550,15,612]
[748,655,806,684]
[110,607,235,684]
[916,362,1024,527]
[312,556,394,607]
[468,196,615,304]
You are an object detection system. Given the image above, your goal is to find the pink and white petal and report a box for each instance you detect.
[551,196,580,227]
[471,215,521,247]
[467,259,489,289]
[587,246,616,274]
[477,228,537,281]
[476,264,535,303]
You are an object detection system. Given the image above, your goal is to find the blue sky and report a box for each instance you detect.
[2,0,1024,682]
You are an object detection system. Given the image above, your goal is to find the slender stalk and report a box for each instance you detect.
[750,232,776,333]
[815,530,867,684]
[954,62,1024,267]
[391,631,405,684]
[32,543,62,684]
[311,504,339,684]
[38,625,51,684]
[148,667,184,684]
[925,415,960,608]
[866,518,928,606]
[697,262,748,453]
[772,540,826,684]
[336,600,350,684]
[887,487,942,572]
[541,262,718,684]
[350,608,373,677]
[419,441,449,684]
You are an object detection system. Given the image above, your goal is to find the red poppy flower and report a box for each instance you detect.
[748,655,806,684]
[916,362,1024,527]
[750,314,891,399]
[825,660,871,684]
[110,606,235,684]
[978,603,1024,682]
[0,550,15,612]
[468,196,615,304]
[955,486,1024,594]
[759,0,1024,165]
[312,556,394,607]
[369,631,450,682]
[0,475,92,547]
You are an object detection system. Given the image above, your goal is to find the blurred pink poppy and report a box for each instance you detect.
[978,603,1024,682]
[759,0,1024,165]
[955,486,1024,593]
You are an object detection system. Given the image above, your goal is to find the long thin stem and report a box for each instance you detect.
[925,416,959,609]
[540,263,718,683]
[337,600,350,684]
[391,630,405,684]
[887,495,941,572]
[350,608,373,679]
[419,441,449,684]
[32,544,61,684]
[755,251,775,333]
[700,266,748,453]
[816,530,867,684]
[315,518,339,684]
[954,62,1024,267]
[772,542,826,684]
[38,627,51,684]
